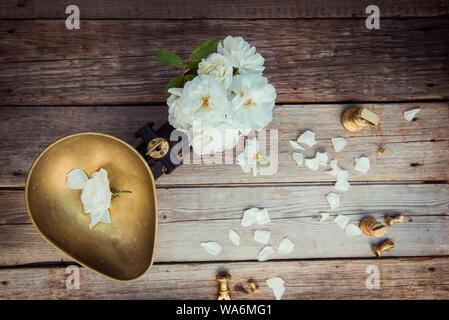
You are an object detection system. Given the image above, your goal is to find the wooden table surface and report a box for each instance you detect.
[1,0,448,299]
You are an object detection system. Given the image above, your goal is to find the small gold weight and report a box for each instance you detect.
[360,217,389,237]
[385,215,404,226]
[146,137,169,159]
[216,273,232,300]
[341,107,380,132]
[372,239,395,257]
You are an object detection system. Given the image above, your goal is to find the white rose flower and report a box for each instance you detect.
[167,87,192,131]
[230,74,276,132]
[179,75,230,125]
[237,138,269,176]
[189,119,240,155]
[197,53,233,90]
[218,36,265,74]
[79,168,112,229]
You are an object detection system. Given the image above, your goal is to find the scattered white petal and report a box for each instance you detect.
[201,242,222,256]
[267,277,285,288]
[292,152,304,167]
[297,130,317,147]
[334,170,350,192]
[289,140,305,150]
[319,212,330,222]
[256,208,271,225]
[331,137,347,153]
[334,214,350,229]
[305,157,319,171]
[257,246,275,261]
[326,192,340,210]
[355,156,370,173]
[327,159,344,177]
[346,223,362,236]
[404,108,421,121]
[267,277,286,300]
[316,152,328,166]
[241,208,259,227]
[335,179,350,192]
[228,229,240,246]
[66,169,88,190]
[272,285,286,300]
[278,237,294,255]
[254,230,271,244]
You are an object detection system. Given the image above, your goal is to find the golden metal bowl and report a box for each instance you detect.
[25,132,157,282]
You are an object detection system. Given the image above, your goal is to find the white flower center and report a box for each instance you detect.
[201,96,210,109]
[244,98,253,107]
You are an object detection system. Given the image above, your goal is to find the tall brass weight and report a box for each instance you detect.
[216,273,232,300]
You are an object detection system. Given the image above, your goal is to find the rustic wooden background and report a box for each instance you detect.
[0,0,448,299]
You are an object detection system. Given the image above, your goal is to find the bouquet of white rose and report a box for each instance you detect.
[154,36,276,155]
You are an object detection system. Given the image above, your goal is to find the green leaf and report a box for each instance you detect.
[185,60,201,71]
[154,50,183,67]
[164,76,185,92]
[189,38,219,60]
[185,74,196,81]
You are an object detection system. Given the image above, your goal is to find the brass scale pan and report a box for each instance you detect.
[25,123,186,281]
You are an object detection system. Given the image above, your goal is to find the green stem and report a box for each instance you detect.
[111,191,132,199]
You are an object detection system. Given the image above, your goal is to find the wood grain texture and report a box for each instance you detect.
[1,19,448,104]
[1,257,448,299]
[1,0,448,19]
[1,103,447,187]
[1,185,448,265]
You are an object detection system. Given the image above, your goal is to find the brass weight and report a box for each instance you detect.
[216,273,232,300]
[360,217,389,237]
[341,107,380,132]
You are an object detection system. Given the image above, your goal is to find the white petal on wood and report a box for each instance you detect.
[289,140,305,150]
[278,237,294,254]
[272,285,286,300]
[256,208,271,225]
[316,152,328,166]
[254,230,271,244]
[354,156,371,173]
[334,170,350,192]
[319,212,330,222]
[267,277,286,300]
[326,192,340,210]
[292,152,304,166]
[327,159,344,177]
[66,168,88,190]
[334,214,350,229]
[404,108,421,121]
[257,246,275,261]
[346,223,362,236]
[241,208,259,227]
[305,157,319,171]
[200,242,222,256]
[267,277,285,288]
[331,137,348,152]
[335,178,350,192]
[228,229,240,246]
[297,130,317,147]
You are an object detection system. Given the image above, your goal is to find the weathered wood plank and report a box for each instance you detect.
[1,257,448,299]
[1,185,448,265]
[1,19,448,104]
[1,103,447,187]
[1,0,448,19]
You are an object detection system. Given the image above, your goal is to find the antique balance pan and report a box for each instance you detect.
[25,124,183,281]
